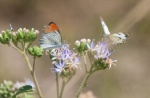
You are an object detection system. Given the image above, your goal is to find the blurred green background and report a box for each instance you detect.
[0,0,150,98]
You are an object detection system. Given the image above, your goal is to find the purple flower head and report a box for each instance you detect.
[67,56,80,69]
[91,42,117,69]
[50,43,71,61]
[94,42,113,59]
[60,48,72,61]
[50,43,80,74]
[53,61,65,74]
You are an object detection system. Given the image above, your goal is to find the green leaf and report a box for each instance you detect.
[12,85,32,98]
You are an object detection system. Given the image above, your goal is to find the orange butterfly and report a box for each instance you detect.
[40,22,62,50]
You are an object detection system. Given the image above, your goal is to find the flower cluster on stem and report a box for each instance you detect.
[0,27,43,98]
[0,21,125,98]
[75,39,117,98]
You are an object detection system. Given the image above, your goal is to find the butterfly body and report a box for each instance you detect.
[40,22,62,50]
[100,17,129,45]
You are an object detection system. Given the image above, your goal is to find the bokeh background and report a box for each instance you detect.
[0,0,150,98]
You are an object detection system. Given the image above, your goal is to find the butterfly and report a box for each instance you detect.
[100,17,129,45]
[39,22,62,50]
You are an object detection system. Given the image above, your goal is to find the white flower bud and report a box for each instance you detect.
[80,38,86,43]
[1,30,5,33]
[75,40,80,46]
[18,28,23,32]
[12,32,16,36]
[87,39,91,43]
[31,28,34,31]
[23,28,29,33]
[35,30,39,34]
[0,33,2,38]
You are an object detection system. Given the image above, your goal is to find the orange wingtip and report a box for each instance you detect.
[44,22,59,33]
[49,22,59,31]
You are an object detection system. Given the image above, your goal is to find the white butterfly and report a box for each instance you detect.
[100,17,129,45]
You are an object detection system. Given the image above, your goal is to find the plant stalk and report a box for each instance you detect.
[75,73,91,98]
[59,80,66,98]
[56,73,59,98]
[83,54,88,73]
[22,52,43,98]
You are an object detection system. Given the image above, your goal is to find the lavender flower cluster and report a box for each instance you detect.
[49,44,80,77]
[75,39,117,70]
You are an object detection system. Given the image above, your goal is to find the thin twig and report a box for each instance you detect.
[59,80,66,98]
[22,51,43,98]
[83,53,88,73]
[56,73,59,98]
[75,73,91,98]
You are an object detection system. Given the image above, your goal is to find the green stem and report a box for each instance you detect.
[88,51,93,66]
[22,51,43,98]
[59,80,66,98]
[56,73,59,98]
[10,43,22,53]
[10,41,43,97]
[83,54,88,73]
[75,72,92,98]
[33,56,36,73]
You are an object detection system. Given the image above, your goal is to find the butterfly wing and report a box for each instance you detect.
[100,17,129,45]
[109,32,129,45]
[100,17,110,35]
[39,22,62,50]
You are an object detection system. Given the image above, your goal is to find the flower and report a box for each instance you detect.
[94,42,113,59]
[0,80,34,98]
[35,30,39,34]
[80,38,86,43]
[75,39,92,54]
[50,43,80,75]
[91,42,116,69]
[75,40,80,46]
[50,44,71,61]
[28,46,44,57]
[11,27,39,44]
[67,57,80,69]
[76,38,117,69]
[18,28,23,32]
[0,30,11,44]
[105,59,117,69]
[53,61,65,74]
[12,32,16,36]
[87,39,91,43]
[23,28,29,33]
